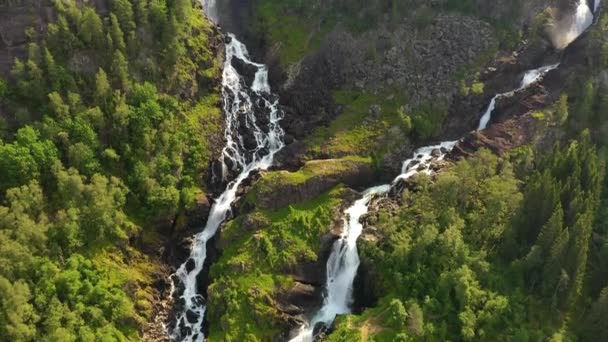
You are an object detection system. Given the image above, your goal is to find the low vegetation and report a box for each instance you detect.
[207,187,347,341]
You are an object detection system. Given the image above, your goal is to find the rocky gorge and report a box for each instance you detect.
[0,0,607,341]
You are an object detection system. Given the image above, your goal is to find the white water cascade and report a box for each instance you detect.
[201,0,218,24]
[477,63,559,130]
[170,31,285,342]
[551,0,596,49]
[289,64,560,341]
[289,2,601,340]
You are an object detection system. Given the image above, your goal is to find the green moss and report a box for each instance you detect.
[207,187,347,341]
[253,0,328,65]
[532,111,546,120]
[246,156,372,207]
[471,81,485,95]
[305,90,410,159]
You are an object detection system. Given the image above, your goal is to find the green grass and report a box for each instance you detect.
[206,187,347,341]
[254,0,330,65]
[305,90,410,159]
[246,156,372,207]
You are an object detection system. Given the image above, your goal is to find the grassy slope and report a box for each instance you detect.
[206,186,348,341]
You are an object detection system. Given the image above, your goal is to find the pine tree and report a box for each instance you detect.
[537,203,564,252]
[109,14,126,52]
[94,68,111,110]
[111,0,136,34]
[111,50,130,91]
[78,8,104,48]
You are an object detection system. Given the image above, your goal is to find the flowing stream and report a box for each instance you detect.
[169,12,285,341]
[552,0,596,48]
[288,2,600,340]
[477,63,559,131]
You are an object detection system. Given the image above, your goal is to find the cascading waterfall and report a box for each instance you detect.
[288,185,391,342]
[170,29,285,342]
[478,63,559,131]
[551,0,595,49]
[289,2,600,340]
[288,63,562,342]
[200,0,218,24]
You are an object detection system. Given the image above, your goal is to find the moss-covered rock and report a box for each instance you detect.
[247,156,374,210]
[207,187,352,341]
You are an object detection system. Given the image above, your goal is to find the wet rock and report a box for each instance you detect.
[185,310,199,324]
[242,133,258,150]
[389,177,420,198]
[368,104,382,118]
[231,55,258,86]
[185,258,196,273]
[312,322,330,338]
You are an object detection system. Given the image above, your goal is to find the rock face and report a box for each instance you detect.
[278,13,498,140]
[250,158,375,210]
[0,1,54,77]
[450,14,600,160]
[0,0,111,78]
[212,0,563,144]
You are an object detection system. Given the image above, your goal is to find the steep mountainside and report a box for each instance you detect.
[1,0,608,342]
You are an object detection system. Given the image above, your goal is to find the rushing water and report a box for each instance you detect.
[289,2,600,340]
[170,32,285,342]
[289,63,560,342]
[551,0,595,49]
[477,63,559,131]
[201,0,218,24]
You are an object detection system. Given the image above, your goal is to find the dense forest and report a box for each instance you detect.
[344,134,608,341]
[1,0,608,341]
[0,0,220,340]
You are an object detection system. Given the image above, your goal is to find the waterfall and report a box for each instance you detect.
[288,141,460,342]
[288,3,601,339]
[288,66,558,342]
[550,0,595,49]
[170,32,285,342]
[200,0,219,24]
[288,185,390,342]
[477,63,559,131]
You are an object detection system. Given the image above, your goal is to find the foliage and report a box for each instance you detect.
[331,140,605,341]
[206,187,346,341]
[0,0,221,339]
[304,90,416,160]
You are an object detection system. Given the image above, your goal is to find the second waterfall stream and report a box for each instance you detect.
[289,1,600,340]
